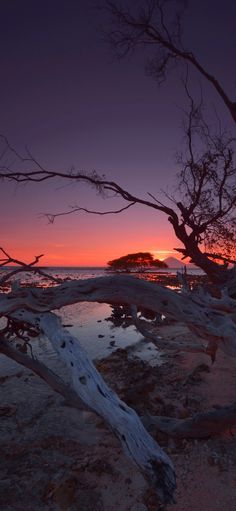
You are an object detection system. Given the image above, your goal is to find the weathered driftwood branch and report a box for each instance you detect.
[8,309,176,504]
[0,247,62,286]
[2,328,235,442]
[2,275,236,357]
[0,335,85,410]
[143,403,236,438]
[130,305,210,356]
[2,275,236,501]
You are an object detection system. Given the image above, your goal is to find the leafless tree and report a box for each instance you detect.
[1,124,236,290]
[104,0,236,122]
[1,4,235,288]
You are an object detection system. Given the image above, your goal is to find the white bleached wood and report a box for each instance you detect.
[9,308,176,504]
[143,403,236,438]
[2,274,236,500]
[130,305,210,355]
[2,275,236,356]
[0,335,85,410]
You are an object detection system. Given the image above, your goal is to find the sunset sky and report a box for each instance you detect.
[0,1,235,266]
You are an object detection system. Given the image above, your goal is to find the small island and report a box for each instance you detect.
[107,252,168,273]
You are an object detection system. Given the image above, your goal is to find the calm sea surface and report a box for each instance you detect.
[0,267,202,375]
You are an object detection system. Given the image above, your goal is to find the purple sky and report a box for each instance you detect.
[0,1,235,265]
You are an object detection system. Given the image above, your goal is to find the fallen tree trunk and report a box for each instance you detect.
[0,335,86,410]
[0,330,236,446]
[2,274,236,501]
[2,275,235,356]
[143,403,236,438]
[2,330,236,442]
[7,308,176,504]
[2,331,236,444]
[130,305,212,356]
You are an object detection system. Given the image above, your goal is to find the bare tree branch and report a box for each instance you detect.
[44,201,136,223]
[143,403,236,438]
[130,304,213,358]
[0,248,62,286]
[0,334,86,410]
[104,0,236,122]
[204,252,236,266]
[1,125,236,286]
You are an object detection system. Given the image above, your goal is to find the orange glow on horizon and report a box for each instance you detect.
[2,202,179,267]
[4,246,182,267]
[150,250,178,261]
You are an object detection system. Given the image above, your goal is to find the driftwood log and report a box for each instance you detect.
[2,275,236,356]
[2,309,176,503]
[143,405,236,439]
[1,274,236,503]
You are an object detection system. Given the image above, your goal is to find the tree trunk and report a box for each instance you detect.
[7,308,176,504]
[143,403,236,438]
[3,275,236,357]
[184,244,232,285]
[173,226,234,286]
[0,335,86,410]
[2,274,236,502]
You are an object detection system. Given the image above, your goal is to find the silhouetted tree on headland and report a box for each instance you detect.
[107,251,168,272]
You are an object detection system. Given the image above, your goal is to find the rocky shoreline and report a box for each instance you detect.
[1,319,236,510]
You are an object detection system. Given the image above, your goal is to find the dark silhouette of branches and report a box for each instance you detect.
[104,0,236,122]
[174,94,236,262]
[0,247,61,286]
[44,202,136,224]
[0,135,179,218]
[1,123,236,286]
[1,0,236,287]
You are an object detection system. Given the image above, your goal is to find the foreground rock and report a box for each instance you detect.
[1,325,236,510]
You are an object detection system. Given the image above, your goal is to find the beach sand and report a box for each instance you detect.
[1,321,236,510]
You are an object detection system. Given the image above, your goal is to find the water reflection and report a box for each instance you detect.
[0,267,204,375]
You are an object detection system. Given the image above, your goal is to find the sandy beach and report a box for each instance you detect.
[1,321,236,510]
